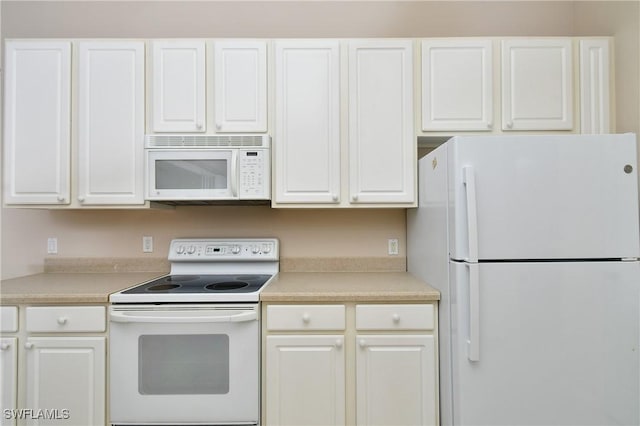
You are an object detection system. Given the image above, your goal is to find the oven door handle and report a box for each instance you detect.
[110,310,257,324]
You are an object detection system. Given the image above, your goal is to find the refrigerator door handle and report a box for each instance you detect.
[463,166,479,263]
[467,263,480,362]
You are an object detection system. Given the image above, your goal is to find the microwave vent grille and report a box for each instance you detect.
[146,134,270,148]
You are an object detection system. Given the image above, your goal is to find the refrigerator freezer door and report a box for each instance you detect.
[447,261,639,426]
[447,134,640,261]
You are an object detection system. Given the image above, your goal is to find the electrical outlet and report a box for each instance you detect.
[47,237,58,255]
[142,236,153,253]
[388,238,399,256]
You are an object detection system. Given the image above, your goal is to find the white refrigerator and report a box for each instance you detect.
[407,134,640,426]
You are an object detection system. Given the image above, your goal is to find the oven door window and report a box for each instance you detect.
[138,334,229,395]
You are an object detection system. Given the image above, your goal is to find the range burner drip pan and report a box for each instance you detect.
[123,274,272,295]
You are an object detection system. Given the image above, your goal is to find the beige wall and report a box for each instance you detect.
[1,1,638,279]
[1,207,406,278]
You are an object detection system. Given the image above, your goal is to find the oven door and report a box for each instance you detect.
[109,304,259,425]
[146,149,237,200]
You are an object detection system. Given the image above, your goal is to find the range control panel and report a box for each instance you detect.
[168,238,279,262]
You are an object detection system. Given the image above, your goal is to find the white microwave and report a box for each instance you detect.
[145,135,270,202]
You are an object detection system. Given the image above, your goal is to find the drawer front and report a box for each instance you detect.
[26,306,106,332]
[356,304,435,331]
[0,306,18,332]
[267,305,346,331]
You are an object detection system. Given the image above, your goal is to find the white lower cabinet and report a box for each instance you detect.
[24,337,106,426]
[266,335,346,425]
[0,306,107,426]
[356,335,436,425]
[0,337,18,426]
[263,303,438,426]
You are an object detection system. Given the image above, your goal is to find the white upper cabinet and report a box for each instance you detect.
[274,40,341,204]
[152,40,206,132]
[77,42,145,205]
[579,39,611,134]
[3,41,71,205]
[422,39,493,131]
[214,41,267,132]
[501,38,573,131]
[348,40,415,204]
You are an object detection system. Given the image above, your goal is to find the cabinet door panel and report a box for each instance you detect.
[3,41,71,205]
[77,42,145,205]
[580,39,611,134]
[266,335,345,425]
[422,39,493,131]
[274,41,341,204]
[349,40,415,204]
[214,41,267,132]
[501,38,573,130]
[25,337,105,426]
[356,335,437,426]
[0,338,17,426]
[152,41,205,132]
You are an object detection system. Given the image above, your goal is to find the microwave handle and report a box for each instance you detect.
[110,310,257,324]
[230,150,238,198]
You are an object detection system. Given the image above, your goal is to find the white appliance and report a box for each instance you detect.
[109,238,278,426]
[145,134,271,202]
[407,134,640,425]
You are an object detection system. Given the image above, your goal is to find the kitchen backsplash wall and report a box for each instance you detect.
[1,0,638,279]
[1,207,406,279]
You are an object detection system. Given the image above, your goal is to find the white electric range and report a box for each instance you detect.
[109,238,278,426]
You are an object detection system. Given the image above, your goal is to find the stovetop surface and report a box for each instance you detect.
[122,274,272,294]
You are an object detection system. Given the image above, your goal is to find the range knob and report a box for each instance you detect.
[175,245,186,254]
[231,245,241,254]
[252,245,260,254]
[187,246,196,254]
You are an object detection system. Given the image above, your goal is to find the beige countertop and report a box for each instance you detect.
[261,272,439,302]
[0,272,165,304]
[0,271,438,305]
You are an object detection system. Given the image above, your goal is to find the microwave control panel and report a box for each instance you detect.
[239,149,270,199]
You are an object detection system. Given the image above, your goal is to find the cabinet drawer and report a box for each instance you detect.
[26,306,106,332]
[356,304,434,331]
[1,306,18,332]
[267,305,346,331]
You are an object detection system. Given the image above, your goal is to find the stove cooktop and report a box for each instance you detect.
[122,274,273,295]
[110,238,279,304]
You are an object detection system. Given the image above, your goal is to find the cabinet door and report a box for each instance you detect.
[3,41,71,205]
[422,39,493,131]
[25,337,106,426]
[214,41,267,132]
[274,41,341,204]
[77,42,145,205]
[266,335,345,425]
[580,39,611,134]
[152,40,205,132]
[501,38,573,131]
[0,338,17,426]
[348,40,415,204]
[356,335,437,426]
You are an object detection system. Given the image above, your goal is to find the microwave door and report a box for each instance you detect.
[147,150,235,200]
